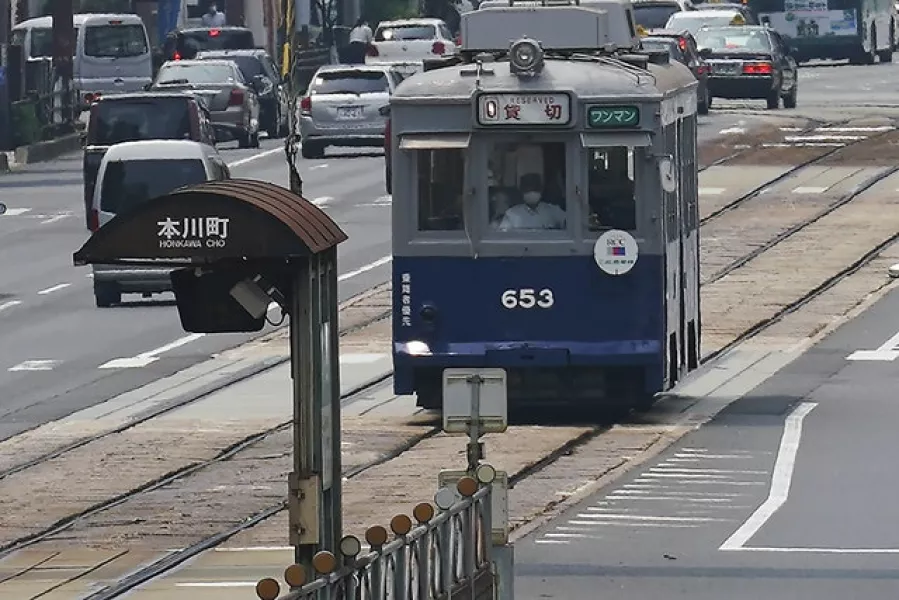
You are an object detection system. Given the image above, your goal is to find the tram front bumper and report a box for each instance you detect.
[708,75,776,100]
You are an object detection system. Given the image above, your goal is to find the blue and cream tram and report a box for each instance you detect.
[388,0,702,412]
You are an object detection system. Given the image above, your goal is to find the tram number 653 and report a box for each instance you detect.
[501,288,554,309]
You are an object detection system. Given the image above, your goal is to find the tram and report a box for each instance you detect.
[388,0,702,412]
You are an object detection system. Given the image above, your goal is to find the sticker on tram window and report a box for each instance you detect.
[501,288,554,309]
[477,93,572,126]
[586,105,641,129]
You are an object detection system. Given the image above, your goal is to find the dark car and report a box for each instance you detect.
[695,26,798,109]
[82,92,216,230]
[632,0,694,29]
[643,29,711,113]
[195,49,289,138]
[162,26,255,61]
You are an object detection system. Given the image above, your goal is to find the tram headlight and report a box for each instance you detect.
[509,38,544,76]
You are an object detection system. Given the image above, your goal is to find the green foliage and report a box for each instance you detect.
[10,101,42,148]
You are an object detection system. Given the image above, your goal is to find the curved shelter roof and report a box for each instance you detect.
[73,179,347,266]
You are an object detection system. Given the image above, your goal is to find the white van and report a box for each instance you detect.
[90,140,230,307]
[12,13,152,107]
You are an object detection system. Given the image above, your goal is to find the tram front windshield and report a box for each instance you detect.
[415,140,637,234]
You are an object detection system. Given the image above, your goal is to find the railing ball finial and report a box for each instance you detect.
[256,577,281,600]
[312,550,338,574]
[365,525,389,548]
[457,475,478,497]
[413,502,435,523]
[434,486,458,511]
[340,534,363,558]
[390,513,413,536]
[284,563,307,588]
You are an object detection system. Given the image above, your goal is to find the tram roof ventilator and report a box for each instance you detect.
[459,0,671,73]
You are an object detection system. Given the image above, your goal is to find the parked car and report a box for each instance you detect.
[642,29,711,113]
[665,8,758,34]
[89,140,231,307]
[298,64,403,159]
[367,18,459,74]
[162,26,255,61]
[632,0,695,29]
[694,25,798,109]
[151,59,262,148]
[694,1,760,24]
[195,49,289,138]
[83,91,217,230]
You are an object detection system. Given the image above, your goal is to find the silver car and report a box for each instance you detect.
[151,59,262,148]
[298,64,403,159]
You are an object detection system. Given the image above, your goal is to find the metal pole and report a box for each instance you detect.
[466,375,484,472]
[0,0,12,151]
[52,0,74,129]
[493,544,515,600]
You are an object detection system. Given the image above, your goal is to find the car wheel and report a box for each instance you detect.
[783,82,798,109]
[766,89,780,110]
[301,142,324,159]
[698,89,710,115]
[251,131,261,148]
[266,108,281,138]
[94,282,120,308]
[237,130,252,148]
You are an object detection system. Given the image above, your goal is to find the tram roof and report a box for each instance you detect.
[391,57,696,104]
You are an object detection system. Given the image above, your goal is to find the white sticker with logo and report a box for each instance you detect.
[594,229,639,275]
[157,216,231,249]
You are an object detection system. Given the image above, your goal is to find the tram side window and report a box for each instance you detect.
[487,142,567,231]
[586,147,636,231]
[417,149,465,231]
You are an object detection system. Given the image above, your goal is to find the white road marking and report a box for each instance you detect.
[545,532,590,538]
[578,512,725,522]
[313,196,333,205]
[175,582,258,588]
[227,147,283,168]
[309,164,329,170]
[38,283,71,295]
[815,126,892,132]
[534,539,569,544]
[214,546,293,552]
[2,208,31,216]
[568,520,698,528]
[0,300,22,312]
[699,187,726,196]
[98,333,206,369]
[40,214,69,225]
[649,467,768,475]
[846,330,899,361]
[8,360,60,372]
[718,127,746,134]
[635,477,764,486]
[337,256,392,282]
[719,402,817,551]
[792,186,829,194]
[785,134,868,142]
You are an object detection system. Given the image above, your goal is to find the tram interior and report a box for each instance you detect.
[416,143,637,233]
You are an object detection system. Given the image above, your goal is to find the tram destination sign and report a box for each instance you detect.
[587,105,641,129]
[477,93,572,126]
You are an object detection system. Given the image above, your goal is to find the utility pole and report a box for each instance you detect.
[52,0,74,131]
[0,0,12,151]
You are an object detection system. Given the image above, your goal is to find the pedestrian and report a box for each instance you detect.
[347,18,373,64]
[201,2,227,27]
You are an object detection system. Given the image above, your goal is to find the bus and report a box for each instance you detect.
[747,0,896,63]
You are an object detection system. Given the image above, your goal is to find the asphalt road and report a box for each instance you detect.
[514,280,899,598]
[0,63,870,442]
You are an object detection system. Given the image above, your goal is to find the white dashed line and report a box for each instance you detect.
[40,214,69,225]
[2,208,31,216]
[99,333,206,369]
[337,256,392,282]
[38,283,71,295]
[227,147,283,168]
[9,360,60,372]
[0,300,22,312]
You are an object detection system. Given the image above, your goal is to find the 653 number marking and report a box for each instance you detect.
[501,288,554,309]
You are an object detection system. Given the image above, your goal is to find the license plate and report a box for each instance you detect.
[337,106,363,120]
[712,62,741,75]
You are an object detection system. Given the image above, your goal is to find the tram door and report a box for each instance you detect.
[664,121,686,387]
[675,118,687,381]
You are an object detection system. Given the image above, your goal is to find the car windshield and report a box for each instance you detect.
[92,99,192,145]
[30,27,79,58]
[84,24,148,58]
[374,24,437,41]
[100,158,207,214]
[157,63,235,84]
[310,70,389,95]
[213,55,265,80]
[633,5,683,28]
[665,13,738,33]
[695,28,771,51]
[181,29,254,52]
[642,38,680,58]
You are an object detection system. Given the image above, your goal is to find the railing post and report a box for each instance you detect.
[365,526,388,600]
[413,503,435,598]
[390,515,413,600]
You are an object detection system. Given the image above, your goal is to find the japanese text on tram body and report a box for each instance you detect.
[388,1,702,411]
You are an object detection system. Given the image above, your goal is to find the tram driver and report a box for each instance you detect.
[496,173,567,231]
[587,147,637,231]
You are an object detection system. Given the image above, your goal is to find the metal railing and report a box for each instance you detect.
[256,478,494,600]
[8,57,79,145]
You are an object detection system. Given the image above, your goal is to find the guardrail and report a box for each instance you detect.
[255,479,495,600]
[9,60,78,147]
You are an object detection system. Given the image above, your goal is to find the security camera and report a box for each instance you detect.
[230,278,273,320]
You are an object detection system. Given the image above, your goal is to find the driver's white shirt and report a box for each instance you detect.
[201,11,226,26]
[349,25,373,44]
[498,202,566,231]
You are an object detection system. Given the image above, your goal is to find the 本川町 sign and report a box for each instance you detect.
[157,216,231,249]
[477,93,572,126]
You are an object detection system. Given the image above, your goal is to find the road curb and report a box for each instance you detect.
[1,133,83,174]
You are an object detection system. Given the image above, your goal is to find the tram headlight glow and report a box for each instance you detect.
[509,38,544,75]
